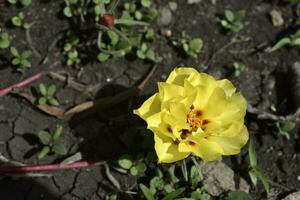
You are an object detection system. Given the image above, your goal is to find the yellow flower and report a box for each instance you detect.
[134,67,249,163]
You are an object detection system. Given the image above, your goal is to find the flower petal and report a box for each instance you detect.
[208,125,249,155]
[191,138,223,161]
[133,93,161,122]
[158,82,184,101]
[217,79,236,97]
[154,133,190,163]
[166,67,199,86]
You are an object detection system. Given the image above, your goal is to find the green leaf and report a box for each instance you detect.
[107,30,119,46]
[38,97,47,105]
[149,176,164,194]
[20,0,31,6]
[137,50,146,59]
[21,59,31,68]
[130,166,138,176]
[269,38,291,52]
[52,143,67,155]
[190,165,203,187]
[63,6,72,17]
[118,154,133,169]
[226,190,251,200]
[38,130,51,145]
[38,146,50,159]
[167,165,179,184]
[135,11,143,20]
[248,139,257,167]
[249,169,257,186]
[146,8,158,21]
[11,58,21,65]
[141,0,151,7]
[48,98,60,106]
[252,166,270,194]
[0,33,10,49]
[97,53,110,62]
[53,125,63,141]
[190,188,212,200]
[21,50,32,59]
[162,188,185,200]
[39,83,47,96]
[235,10,246,21]
[140,184,155,200]
[7,0,17,4]
[189,38,203,53]
[225,10,235,22]
[281,121,295,132]
[145,49,155,61]
[136,161,147,173]
[47,85,56,97]
[10,47,19,57]
[12,16,22,27]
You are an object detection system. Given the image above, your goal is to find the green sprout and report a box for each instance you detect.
[10,47,32,68]
[268,28,300,52]
[136,42,162,63]
[276,120,296,140]
[172,31,203,58]
[37,125,67,159]
[117,154,147,176]
[232,62,246,76]
[11,12,30,29]
[105,194,117,200]
[7,0,31,6]
[38,83,60,106]
[248,139,270,194]
[221,9,245,32]
[0,32,10,49]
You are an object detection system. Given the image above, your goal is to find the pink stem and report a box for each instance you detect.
[0,72,46,97]
[0,161,103,174]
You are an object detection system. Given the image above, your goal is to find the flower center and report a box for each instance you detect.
[185,106,210,133]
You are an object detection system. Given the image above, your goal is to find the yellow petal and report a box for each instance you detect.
[208,125,249,155]
[158,82,184,101]
[154,133,190,163]
[166,67,199,86]
[190,138,223,161]
[217,79,236,97]
[133,93,161,121]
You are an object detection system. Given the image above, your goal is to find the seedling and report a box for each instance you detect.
[10,47,32,68]
[276,120,295,140]
[136,42,162,63]
[117,154,147,176]
[172,31,203,58]
[268,28,300,52]
[0,32,10,49]
[38,83,60,106]
[248,139,270,194]
[221,9,245,32]
[11,12,29,29]
[105,194,117,200]
[7,0,31,6]
[232,62,245,76]
[37,125,67,159]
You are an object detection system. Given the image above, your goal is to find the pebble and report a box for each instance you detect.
[169,2,177,11]
[282,191,300,200]
[270,9,284,27]
[188,0,202,4]
[158,7,172,26]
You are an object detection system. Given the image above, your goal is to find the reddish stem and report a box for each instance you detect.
[0,161,103,174]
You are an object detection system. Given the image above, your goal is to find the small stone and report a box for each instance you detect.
[188,0,202,4]
[270,9,284,27]
[157,7,172,26]
[282,191,300,200]
[200,161,250,196]
[169,2,177,11]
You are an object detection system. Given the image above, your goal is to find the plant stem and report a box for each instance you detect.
[0,161,103,174]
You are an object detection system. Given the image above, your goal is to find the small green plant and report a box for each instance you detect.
[10,47,32,68]
[136,42,162,63]
[11,12,29,29]
[172,31,203,58]
[232,62,245,76]
[268,28,300,52]
[38,83,60,106]
[276,120,295,140]
[37,125,67,159]
[63,33,81,66]
[7,0,31,6]
[221,9,245,32]
[105,194,117,200]
[118,154,147,176]
[225,190,251,200]
[0,32,10,49]
[248,139,270,194]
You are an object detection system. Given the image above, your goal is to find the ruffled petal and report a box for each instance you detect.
[190,138,223,161]
[133,93,161,122]
[166,67,199,86]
